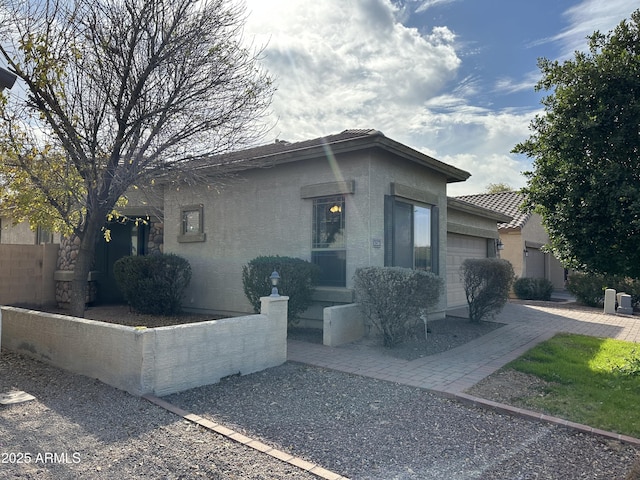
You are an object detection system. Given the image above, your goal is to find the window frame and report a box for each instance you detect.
[177,204,206,243]
[311,195,347,287]
[384,195,439,274]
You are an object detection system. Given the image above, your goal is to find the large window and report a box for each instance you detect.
[312,195,346,286]
[385,197,437,273]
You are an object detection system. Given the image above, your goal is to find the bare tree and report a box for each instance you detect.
[0,0,274,316]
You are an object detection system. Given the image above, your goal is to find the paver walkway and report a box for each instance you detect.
[288,302,640,395]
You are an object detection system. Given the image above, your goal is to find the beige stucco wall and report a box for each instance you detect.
[0,218,62,245]
[163,150,449,319]
[500,231,525,278]
[499,213,565,289]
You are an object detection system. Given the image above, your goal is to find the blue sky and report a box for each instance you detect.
[244,0,637,195]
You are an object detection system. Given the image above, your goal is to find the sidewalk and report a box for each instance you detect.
[288,301,640,395]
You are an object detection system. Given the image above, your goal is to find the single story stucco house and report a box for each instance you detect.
[113,129,509,323]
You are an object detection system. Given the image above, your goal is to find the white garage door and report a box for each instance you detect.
[447,233,488,309]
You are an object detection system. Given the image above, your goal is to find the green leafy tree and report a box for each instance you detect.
[0,0,274,316]
[514,10,640,277]
[484,182,513,194]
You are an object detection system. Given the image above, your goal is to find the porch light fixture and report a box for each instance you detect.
[329,204,342,214]
[524,248,529,257]
[496,239,504,250]
[269,270,281,297]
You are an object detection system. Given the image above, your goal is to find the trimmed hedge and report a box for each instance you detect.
[242,255,319,325]
[513,277,554,301]
[354,266,443,348]
[566,272,604,307]
[460,258,514,323]
[113,254,192,315]
[567,272,640,308]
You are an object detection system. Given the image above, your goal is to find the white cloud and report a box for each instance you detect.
[494,70,541,95]
[245,0,460,140]
[531,0,634,58]
[413,0,462,14]
[241,0,553,196]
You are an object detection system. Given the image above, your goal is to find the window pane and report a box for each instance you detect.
[183,210,200,234]
[312,250,346,287]
[392,201,413,268]
[390,200,432,270]
[414,206,431,271]
[313,196,345,248]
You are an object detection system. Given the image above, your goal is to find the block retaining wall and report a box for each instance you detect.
[0,296,288,396]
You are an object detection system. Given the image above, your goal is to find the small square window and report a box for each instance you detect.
[178,205,206,243]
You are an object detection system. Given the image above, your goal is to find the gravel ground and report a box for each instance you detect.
[336,316,505,361]
[164,362,639,480]
[2,304,639,479]
[0,352,316,480]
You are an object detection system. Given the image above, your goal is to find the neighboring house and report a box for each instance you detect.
[457,191,566,289]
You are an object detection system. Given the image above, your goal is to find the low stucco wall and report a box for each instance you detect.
[323,303,365,347]
[0,296,288,396]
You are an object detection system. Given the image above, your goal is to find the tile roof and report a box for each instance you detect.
[456,191,530,230]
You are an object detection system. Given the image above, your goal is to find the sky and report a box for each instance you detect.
[243,0,637,195]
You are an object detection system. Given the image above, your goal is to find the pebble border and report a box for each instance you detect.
[142,394,350,480]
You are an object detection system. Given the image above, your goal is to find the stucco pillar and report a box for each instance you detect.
[260,296,289,328]
[604,289,616,315]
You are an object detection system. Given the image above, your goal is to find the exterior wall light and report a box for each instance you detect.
[269,270,280,297]
[524,248,529,257]
[496,239,504,250]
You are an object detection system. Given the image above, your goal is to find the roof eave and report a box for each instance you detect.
[195,131,471,183]
[448,197,513,223]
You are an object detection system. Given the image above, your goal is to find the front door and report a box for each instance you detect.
[95,222,133,304]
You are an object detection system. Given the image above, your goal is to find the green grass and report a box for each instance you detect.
[505,333,640,438]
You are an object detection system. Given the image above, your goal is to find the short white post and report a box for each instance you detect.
[604,289,616,315]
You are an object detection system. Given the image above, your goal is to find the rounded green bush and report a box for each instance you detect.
[113,253,192,315]
[513,277,554,301]
[242,255,319,325]
[354,266,443,348]
[460,258,514,323]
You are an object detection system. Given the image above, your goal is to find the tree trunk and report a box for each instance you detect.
[69,215,102,318]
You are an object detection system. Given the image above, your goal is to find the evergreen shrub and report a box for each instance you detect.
[353,266,443,348]
[567,273,640,309]
[566,272,605,307]
[113,254,192,315]
[513,277,554,301]
[242,255,319,325]
[461,258,514,323]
